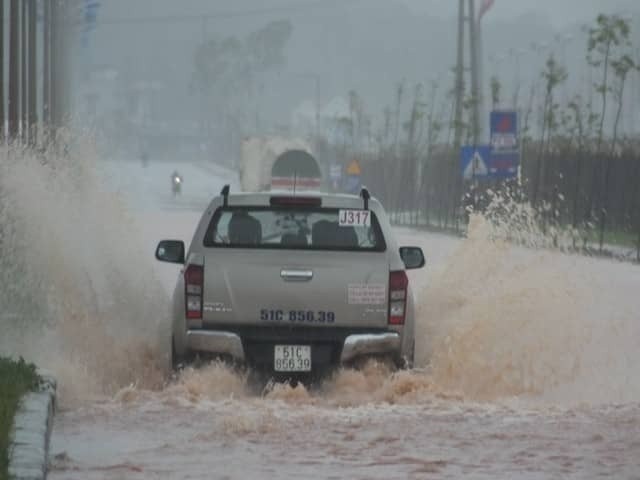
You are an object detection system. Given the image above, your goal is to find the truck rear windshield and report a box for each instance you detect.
[203,207,386,251]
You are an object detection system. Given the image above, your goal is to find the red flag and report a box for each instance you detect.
[479,0,495,20]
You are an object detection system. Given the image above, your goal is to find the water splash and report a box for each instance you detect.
[0,142,170,407]
[415,189,639,405]
[2,145,637,409]
[416,215,587,399]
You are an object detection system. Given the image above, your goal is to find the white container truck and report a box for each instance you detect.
[239,136,323,192]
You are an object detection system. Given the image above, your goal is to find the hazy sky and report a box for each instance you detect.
[97,0,636,24]
[85,0,639,140]
[401,0,635,27]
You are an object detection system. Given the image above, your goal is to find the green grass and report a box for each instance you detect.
[0,357,40,480]
[584,228,638,250]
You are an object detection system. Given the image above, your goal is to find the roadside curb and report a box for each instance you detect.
[8,371,56,480]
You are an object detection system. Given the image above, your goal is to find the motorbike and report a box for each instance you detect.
[171,173,182,196]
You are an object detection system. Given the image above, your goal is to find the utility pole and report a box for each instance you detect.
[59,1,72,129]
[28,0,36,145]
[454,0,486,216]
[476,3,485,142]
[468,0,480,146]
[50,0,60,131]
[21,0,27,144]
[453,0,467,228]
[455,0,483,149]
[43,0,51,131]
[453,0,466,152]
[0,0,4,142]
[51,0,72,133]
[8,0,19,140]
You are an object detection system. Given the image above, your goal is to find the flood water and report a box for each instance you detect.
[48,217,640,480]
[1,151,638,479]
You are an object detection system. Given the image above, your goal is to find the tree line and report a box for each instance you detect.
[323,14,640,262]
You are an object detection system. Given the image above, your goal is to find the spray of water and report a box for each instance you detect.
[2,146,637,409]
[415,190,639,405]
[0,141,171,407]
[415,214,586,399]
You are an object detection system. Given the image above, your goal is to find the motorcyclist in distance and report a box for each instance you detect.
[171,170,182,196]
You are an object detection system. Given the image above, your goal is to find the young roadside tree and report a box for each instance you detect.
[404,83,425,225]
[566,95,598,247]
[490,75,501,110]
[598,52,639,250]
[444,76,465,229]
[393,80,406,156]
[532,54,567,208]
[587,14,631,152]
[420,79,445,226]
[348,89,364,150]
[584,14,633,249]
[520,82,538,186]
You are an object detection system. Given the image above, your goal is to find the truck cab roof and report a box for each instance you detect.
[210,188,382,211]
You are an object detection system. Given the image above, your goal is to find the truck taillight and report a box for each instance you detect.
[388,271,408,325]
[184,264,204,319]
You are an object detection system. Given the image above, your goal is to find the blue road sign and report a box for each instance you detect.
[490,110,518,151]
[343,174,361,194]
[489,151,519,178]
[489,110,519,179]
[461,145,491,180]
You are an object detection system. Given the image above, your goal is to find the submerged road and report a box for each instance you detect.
[8,157,638,479]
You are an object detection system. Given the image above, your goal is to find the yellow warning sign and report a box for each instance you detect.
[346,160,361,176]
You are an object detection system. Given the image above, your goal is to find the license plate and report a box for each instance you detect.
[274,345,311,372]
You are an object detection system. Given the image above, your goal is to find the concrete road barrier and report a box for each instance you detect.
[8,371,56,480]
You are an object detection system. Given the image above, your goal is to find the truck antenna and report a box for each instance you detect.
[360,186,370,210]
[220,184,230,207]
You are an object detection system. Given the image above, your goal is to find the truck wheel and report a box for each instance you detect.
[402,339,416,369]
[171,336,185,371]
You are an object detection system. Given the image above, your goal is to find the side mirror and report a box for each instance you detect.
[399,246,425,270]
[155,240,185,264]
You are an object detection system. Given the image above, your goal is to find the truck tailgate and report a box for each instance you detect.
[202,249,389,328]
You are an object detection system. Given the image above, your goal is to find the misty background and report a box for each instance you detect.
[76,0,640,161]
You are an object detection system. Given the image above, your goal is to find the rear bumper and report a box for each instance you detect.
[185,329,401,366]
[340,333,401,363]
[186,330,246,361]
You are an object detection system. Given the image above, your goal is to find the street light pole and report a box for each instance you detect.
[453,0,465,152]
[28,0,36,145]
[21,0,27,143]
[0,0,4,141]
[468,0,480,146]
[43,0,51,132]
[8,0,19,140]
[50,0,59,131]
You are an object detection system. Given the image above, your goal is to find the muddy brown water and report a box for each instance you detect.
[48,219,640,479]
[1,154,639,479]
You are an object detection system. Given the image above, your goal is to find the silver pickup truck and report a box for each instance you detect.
[155,186,425,375]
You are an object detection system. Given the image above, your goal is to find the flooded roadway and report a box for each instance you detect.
[1,153,638,479]
[47,214,640,479]
[49,383,640,479]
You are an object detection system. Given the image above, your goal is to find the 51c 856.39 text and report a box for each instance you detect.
[260,309,336,323]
